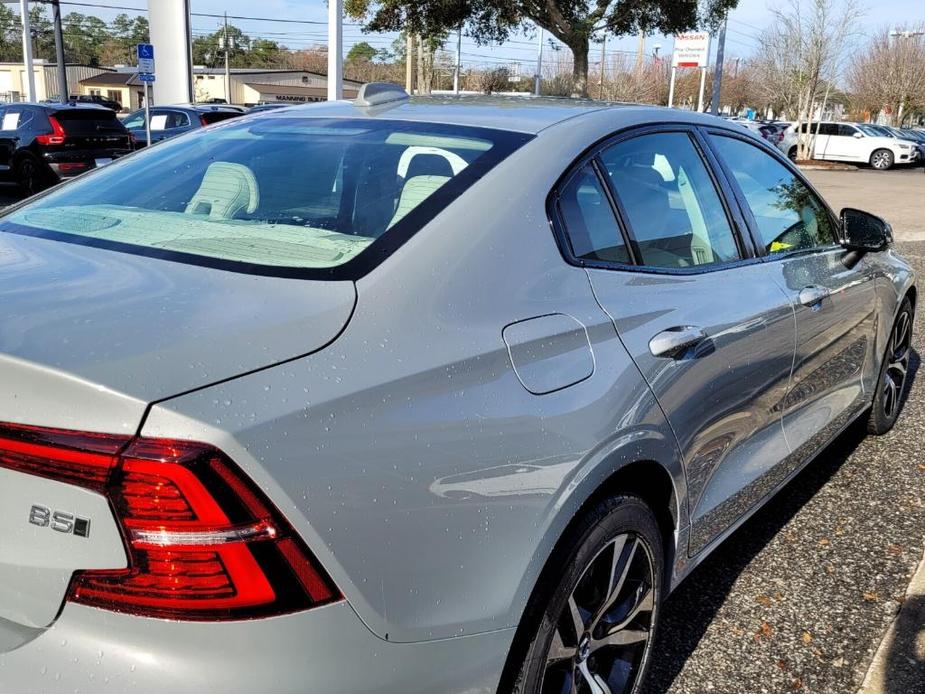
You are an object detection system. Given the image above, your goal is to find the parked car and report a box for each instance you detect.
[122,104,243,146]
[791,121,916,169]
[248,102,295,113]
[69,93,122,111]
[879,125,925,164]
[0,102,132,194]
[0,86,914,694]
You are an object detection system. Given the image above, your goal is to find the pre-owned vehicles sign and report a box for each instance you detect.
[672,33,711,68]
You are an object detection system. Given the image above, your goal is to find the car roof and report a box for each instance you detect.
[255,95,648,134]
[17,101,110,111]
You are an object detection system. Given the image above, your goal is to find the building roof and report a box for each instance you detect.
[193,67,363,86]
[80,72,140,86]
[243,82,359,99]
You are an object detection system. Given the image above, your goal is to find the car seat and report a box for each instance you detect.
[185,162,260,220]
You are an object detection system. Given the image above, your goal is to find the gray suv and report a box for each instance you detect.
[0,87,915,694]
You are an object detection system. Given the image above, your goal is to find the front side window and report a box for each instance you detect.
[558,165,629,264]
[710,135,836,253]
[0,118,529,277]
[598,132,740,269]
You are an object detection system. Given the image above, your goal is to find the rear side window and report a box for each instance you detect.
[200,111,240,125]
[1,118,530,278]
[598,132,740,269]
[52,109,125,136]
[558,165,629,264]
[709,135,836,253]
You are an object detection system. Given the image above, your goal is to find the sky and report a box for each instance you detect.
[39,0,925,72]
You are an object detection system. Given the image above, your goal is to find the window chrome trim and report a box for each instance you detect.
[547,122,756,276]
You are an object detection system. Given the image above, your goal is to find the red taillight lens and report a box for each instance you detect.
[0,422,340,620]
[36,115,67,145]
[199,115,209,126]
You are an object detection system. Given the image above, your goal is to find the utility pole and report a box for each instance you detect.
[599,34,606,100]
[50,0,67,102]
[326,0,343,100]
[534,27,543,96]
[405,32,413,93]
[222,12,232,104]
[453,25,462,94]
[635,29,645,73]
[710,12,728,115]
[19,0,35,101]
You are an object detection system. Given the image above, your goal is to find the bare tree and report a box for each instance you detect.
[752,0,861,160]
[849,26,925,125]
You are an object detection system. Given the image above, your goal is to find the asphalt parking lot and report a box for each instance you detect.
[0,167,921,693]
[643,168,925,694]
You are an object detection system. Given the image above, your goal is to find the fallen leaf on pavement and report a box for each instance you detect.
[802,631,812,644]
[863,591,879,602]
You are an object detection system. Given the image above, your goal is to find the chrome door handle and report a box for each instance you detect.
[798,285,830,308]
[649,326,707,359]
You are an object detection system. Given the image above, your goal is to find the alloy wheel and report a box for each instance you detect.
[871,151,893,170]
[883,309,912,420]
[541,534,656,694]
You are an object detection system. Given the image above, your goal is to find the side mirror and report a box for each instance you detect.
[853,132,863,139]
[840,208,892,252]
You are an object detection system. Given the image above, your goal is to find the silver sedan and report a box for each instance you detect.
[0,87,915,694]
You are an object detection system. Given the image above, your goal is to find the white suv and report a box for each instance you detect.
[793,122,915,170]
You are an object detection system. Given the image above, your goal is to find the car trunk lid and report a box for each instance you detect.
[0,230,355,636]
[48,108,131,151]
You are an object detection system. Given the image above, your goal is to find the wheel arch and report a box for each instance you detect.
[496,446,684,693]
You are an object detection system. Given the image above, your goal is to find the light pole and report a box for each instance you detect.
[327,0,343,100]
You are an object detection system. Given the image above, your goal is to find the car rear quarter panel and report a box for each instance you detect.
[141,112,690,643]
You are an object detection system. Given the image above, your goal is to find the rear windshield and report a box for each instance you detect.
[0,117,530,278]
[52,108,125,135]
[200,111,241,125]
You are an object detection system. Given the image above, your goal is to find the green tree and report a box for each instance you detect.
[0,4,20,62]
[346,0,738,96]
[192,24,251,68]
[63,12,109,65]
[347,40,378,62]
[28,5,56,61]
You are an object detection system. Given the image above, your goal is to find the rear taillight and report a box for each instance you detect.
[56,162,89,174]
[199,115,209,126]
[0,422,339,621]
[36,115,67,145]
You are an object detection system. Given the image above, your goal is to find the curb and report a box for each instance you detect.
[798,164,859,171]
[857,547,925,693]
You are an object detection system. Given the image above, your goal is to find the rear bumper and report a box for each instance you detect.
[42,149,132,177]
[0,602,513,694]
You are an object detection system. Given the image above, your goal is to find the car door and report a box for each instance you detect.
[553,127,797,556]
[707,132,878,470]
[824,124,862,161]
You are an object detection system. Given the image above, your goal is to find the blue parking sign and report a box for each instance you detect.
[137,43,155,74]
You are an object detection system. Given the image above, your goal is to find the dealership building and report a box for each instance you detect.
[76,68,361,111]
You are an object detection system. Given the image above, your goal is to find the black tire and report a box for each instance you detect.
[870,148,894,171]
[510,496,664,694]
[867,297,913,435]
[15,154,51,196]
[788,146,798,162]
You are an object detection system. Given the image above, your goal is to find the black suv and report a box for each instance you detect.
[69,94,123,111]
[0,103,133,194]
